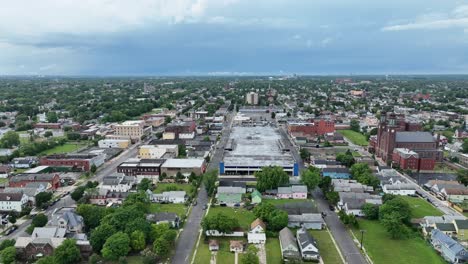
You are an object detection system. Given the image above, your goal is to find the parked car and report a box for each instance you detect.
[5,226,17,235]
[329,205,335,211]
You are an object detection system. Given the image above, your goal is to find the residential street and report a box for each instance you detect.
[171,184,209,264]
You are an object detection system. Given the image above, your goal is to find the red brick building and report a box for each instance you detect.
[164,121,196,139]
[34,123,61,129]
[373,112,442,170]
[287,119,335,139]
[40,154,104,172]
[9,173,60,189]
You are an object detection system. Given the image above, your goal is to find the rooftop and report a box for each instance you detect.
[223,126,295,167]
[395,132,435,143]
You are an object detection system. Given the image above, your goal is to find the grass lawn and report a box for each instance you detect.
[340,130,369,146]
[309,230,343,264]
[400,196,443,218]
[153,183,194,194]
[149,203,187,217]
[262,198,314,206]
[193,237,236,264]
[352,220,445,264]
[126,256,144,264]
[265,238,282,264]
[206,206,256,231]
[39,143,86,155]
[352,151,362,157]
[433,163,457,173]
[0,178,8,184]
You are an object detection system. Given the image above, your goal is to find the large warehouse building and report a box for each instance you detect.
[220,126,299,176]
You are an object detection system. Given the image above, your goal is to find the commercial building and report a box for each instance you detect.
[160,158,206,177]
[117,158,165,178]
[40,154,105,172]
[220,126,298,176]
[372,112,442,169]
[98,139,131,149]
[139,145,178,159]
[287,119,335,139]
[114,120,151,141]
[9,173,61,189]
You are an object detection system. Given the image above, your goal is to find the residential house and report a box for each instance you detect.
[454,219,468,241]
[248,218,266,244]
[251,190,262,204]
[148,190,187,204]
[288,214,324,230]
[146,212,180,228]
[382,183,416,196]
[100,174,136,192]
[229,240,244,253]
[279,227,301,260]
[0,193,28,212]
[0,165,11,178]
[11,157,37,169]
[435,223,457,236]
[9,173,60,190]
[332,179,373,193]
[217,186,245,206]
[441,188,468,204]
[209,240,219,251]
[88,189,129,206]
[338,192,382,216]
[160,158,206,177]
[296,228,320,261]
[431,229,468,264]
[277,185,308,199]
[49,208,84,233]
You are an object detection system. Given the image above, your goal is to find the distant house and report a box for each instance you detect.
[382,183,416,196]
[248,219,266,244]
[431,229,468,264]
[147,190,187,204]
[454,219,468,241]
[338,192,382,216]
[217,186,245,206]
[229,240,244,253]
[277,185,308,199]
[279,227,300,260]
[0,193,29,212]
[0,165,11,178]
[322,168,351,179]
[146,213,180,228]
[288,214,324,230]
[101,174,136,193]
[296,228,320,261]
[209,240,219,251]
[251,190,262,204]
[11,157,37,169]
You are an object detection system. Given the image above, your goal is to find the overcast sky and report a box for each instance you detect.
[1,0,468,75]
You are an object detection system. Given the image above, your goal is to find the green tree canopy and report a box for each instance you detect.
[201,213,239,233]
[301,166,321,191]
[255,166,289,192]
[101,232,131,261]
[54,239,81,264]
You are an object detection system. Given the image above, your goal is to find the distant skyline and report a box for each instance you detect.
[1,0,468,75]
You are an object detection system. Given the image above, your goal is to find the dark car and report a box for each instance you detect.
[5,226,17,235]
[329,205,335,211]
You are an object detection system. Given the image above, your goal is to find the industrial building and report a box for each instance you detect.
[220,126,298,176]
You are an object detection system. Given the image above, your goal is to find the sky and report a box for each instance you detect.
[1,0,468,76]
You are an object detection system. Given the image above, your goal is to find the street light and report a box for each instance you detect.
[360,230,366,250]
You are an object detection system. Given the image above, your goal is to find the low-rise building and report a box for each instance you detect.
[431,229,468,264]
[139,145,178,159]
[101,175,136,193]
[288,214,324,230]
[296,228,320,261]
[114,120,151,141]
[9,173,60,190]
[217,186,245,206]
[276,185,308,199]
[148,190,187,204]
[229,240,245,253]
[117,158,165,179]
[0,193,28,212]
[98,139,131,149]
[279,227,300,260]
[160,158,206,177]
[146,213,180,228]
[40,154,105,172]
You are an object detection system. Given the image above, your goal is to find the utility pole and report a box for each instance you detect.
[360,229,366,250]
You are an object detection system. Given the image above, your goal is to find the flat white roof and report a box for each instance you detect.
[162,159,204,168]
[24,166,49,173]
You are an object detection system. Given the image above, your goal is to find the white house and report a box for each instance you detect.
[101,174,135,192]
[297,228,320,261]
[248,218,266,244]
[148,190,187,204]
[0,193,28,212]
[382,183,416,196]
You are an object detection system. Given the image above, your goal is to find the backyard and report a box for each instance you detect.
[193,237,237,264]
[339,130,369,146]
[153,183,194,194]
[309,230,343,264]
[206,206,256,231]
[149,203,187,217]
[265,238,282,264]
[352,220,445,264]
[39,142,87,155]
[400,196,443,219]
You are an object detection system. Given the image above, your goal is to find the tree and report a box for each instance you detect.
[300,148,310,161]
[0,246,16,264]
[241,245,259,264]
[101,232,131,261]
[176,172,185,183]
[149,223,170,242]
[90,224,116,252]
[138,178,152,191]
[164,116,172,125]
[66,132,81,141]
[159,172,167,182]
[319,176,332,193]
[90,164,97,174]
[379,197,411,225]
[362,203,379,220]
[44,131,53,138]
[326,191,339,205]
[201,213,239,233]
[203,170,218,197]
[32,213,48,227]
[457,169,468,186]
[130,230,146,252]
[269,210,288,231]
[255,166,289,192]
[153,238,170,259]
[54,239,81,264]
[350,119,360,132]
[77,204,108,231]
[0,240,15,251]
[381,212,410,239]
[35,192,53,208]
[46,111,58,123]
[71,186,86,201]
[36,256,57,264]
[178,144,187,157]
[301,167,321,191]
[462,139,468,154]
[336,152,355,167]
[271,112,276,119]
[0,131,20,148]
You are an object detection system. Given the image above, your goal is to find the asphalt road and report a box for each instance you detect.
[207,112,234,172]
[171,184,209,264]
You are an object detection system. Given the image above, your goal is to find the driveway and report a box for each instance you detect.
[256,244,267,264]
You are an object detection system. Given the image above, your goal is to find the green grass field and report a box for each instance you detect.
[352,220,445,264]
[39,143,86,155]
[309,230,343,264]
[265,238,282,264]
[149,203,187,217]
[153,183,194,194]
[340,130,369,146]
[400,196,443,219]
[206,206,256,231]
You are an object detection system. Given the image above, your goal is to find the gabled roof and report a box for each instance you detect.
[435,223,456,232]
[432,229,468,258]
[296,229,318,253]
[279,227,297,249]
[454,219,468,230]
[251,218,266,231]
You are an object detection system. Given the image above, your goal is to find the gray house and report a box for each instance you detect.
[146,212,180,228]
[279,227,300,261]
[297,228,320,261]
[431,229,468,263]
[50,209,84,233]
[288,213,324,230]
